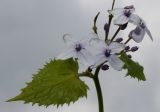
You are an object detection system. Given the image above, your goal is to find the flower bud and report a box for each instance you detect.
[119,23,128,30]
[128,30,133,38]
[127,54,132,58]
[125,46,130,51]
[88,67,92,72]
[104,23,109,33]
[124,5,134,9]
[101,64,109,71]
[115,38,123,43]
[131,46,139,52]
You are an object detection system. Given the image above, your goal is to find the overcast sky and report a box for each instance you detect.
[0,0,160,112]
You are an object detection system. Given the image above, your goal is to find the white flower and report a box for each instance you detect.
[57,34,93,66]
[109,5,140,25]
[92,39,125,71]
[129,19,153,43]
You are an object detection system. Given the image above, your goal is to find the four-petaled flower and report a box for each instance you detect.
[92,39,125,71]
[57,34,92,66]
[109,5,140,25]
[129,19,153,43]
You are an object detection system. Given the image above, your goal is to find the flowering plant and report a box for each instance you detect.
[8,0,153,112]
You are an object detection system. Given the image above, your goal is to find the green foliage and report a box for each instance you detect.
[120,52,146,81]
[8,58,89,107]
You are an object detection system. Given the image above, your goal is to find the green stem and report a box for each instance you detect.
[93,12,100,34]
[79,66,104,112]
[111,0,116,10]
[93,76,104,112]
[105,15,113,41]
[93,66,104,112]
[110,27,121,42]
[125,38,131,44]
[105,0,116,41]
[78,72,94,79]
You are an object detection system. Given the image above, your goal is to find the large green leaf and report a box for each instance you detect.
[8,58,89,107]
[120,52,146,81]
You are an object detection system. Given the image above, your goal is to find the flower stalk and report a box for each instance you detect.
[93,12,100,34]
[125,37,131,44]
[105,0,116,41]
[79,66,104,112]
[110,27,121,42]
[93,75,104,112]
[94,66,104,112]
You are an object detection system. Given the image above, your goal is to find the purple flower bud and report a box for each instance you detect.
[124,5,134,9]
[127,54,132,58]
[104,23,109,33]
[101,64,109,71]
[128,30,134,38]
[131,46,139,52]
[88,67,92,72]
[115,38,123,43]
[104,49,111,57]
[119,23,128,30]
[125,46,130,51]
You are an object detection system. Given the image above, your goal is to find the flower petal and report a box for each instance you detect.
[108,55,124,71]
[109,42,125,54]
[124,6,135,13]
[108,8,124,15]
[89,38,107,50]
[93,53,107,67]
[114,15,129,25]
[76,53,88,66]
[78,49,94,66]
[131,27,145,43]
[129,14,141,25]
[63,34,78,45]
[145,26,153,41]
[57,48,75,59]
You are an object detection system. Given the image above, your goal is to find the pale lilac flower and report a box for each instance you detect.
[92,39,125,71]
[129,19,153,43]
[109,5,140,25]
[57,34,92,66]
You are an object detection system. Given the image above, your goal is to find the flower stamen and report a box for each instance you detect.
[75,44,83,52]
[124,10,132,17]
[104,49,111,57]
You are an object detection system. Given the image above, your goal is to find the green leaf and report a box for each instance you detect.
[8,58,89,107]
[120,52,146,81]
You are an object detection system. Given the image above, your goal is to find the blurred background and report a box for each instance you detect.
[0,0,160,112]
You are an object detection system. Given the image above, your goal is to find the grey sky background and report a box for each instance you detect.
[0,0,160,112]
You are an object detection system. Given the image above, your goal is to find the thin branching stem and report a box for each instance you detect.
[78,70,94,79]
[105,0,116,41]
[111,0,116,10]
[110,27,121,42]
[125,38,132,44]
[93,12,100,34]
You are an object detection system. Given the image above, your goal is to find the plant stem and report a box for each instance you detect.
[105,15,113,41]
[93,12,100,34]
[110,27,121,42]
[125,38,131,44]
[105,0,116,41]
[78,73,94,79]
[111,0,116,10]
[93,76,104,112]
[93,66,104,112]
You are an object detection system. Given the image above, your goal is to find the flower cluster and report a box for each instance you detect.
[109,5,153,42]
[57,34,125,71]
[57,5,153,72]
